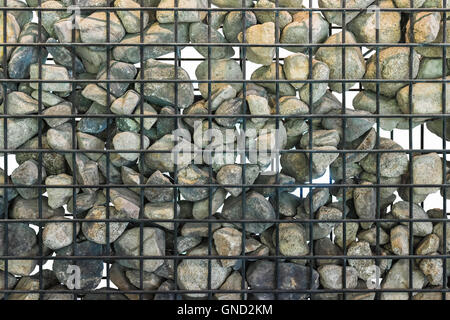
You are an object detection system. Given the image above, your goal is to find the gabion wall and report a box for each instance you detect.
[0,0,449,300]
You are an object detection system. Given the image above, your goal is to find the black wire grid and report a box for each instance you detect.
[0,0,449,300]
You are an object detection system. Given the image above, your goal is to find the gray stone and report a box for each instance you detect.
[221,191,275,234]
[42,102,72,128]
[318,265,358,289]
[364,47,421,98]
[115,0,150,33]
[177,244,231,298]
[251,63,296,96]
[213,227,242,267]
[319,0,375,26]
[392,201,433,237]
[315,31,366,92]
[43,218,79,250]
[113,131,150,161]
[79,12,126,47]
[238,22,275,65]
[45,174,75,209]
[216,164,260,197]
[192,188,227,219]
[223,11,257,43]
[46,38,85,74]
[114,227,166,272]
[381,259,426,300]
[139,59,194,109]
[53,240,104,290]
[177,164,214,201]
[390,225,410,256]
[144,202,178,230]
[82,206,129,244]
[196,59,243,99]
[11,160,45,200]
[281,12,329,53]
[189,22,234,59]
[360,138,408,178]
[157,0,207,23]
[30,64,71,92]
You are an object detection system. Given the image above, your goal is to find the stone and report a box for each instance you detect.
[144,202,178,230]
[42,102,72,128]
[43,218,79,250]
[353,183,376,229]
[397,77,450,116]
[108,188,140,219]
[315,31,366,92]
[318,265,358,289]
[113,131,150,161]
[334,222,359,249]
[46,38,85,74]
[0,223,38,276]
[353,90,402,131]
[157,0,207,23]
[114,227,166,272]
[30,64,71,92]
[189,22,234,59]
[53,240,105,290]
[281,12,329,53]
[283,53,309,90]
[381,259,426,300]
[270,192,301,217]
[416,234,440,255]
[303,188,330,215]
[419,254,443,285]
[358,227,390,246]
[221,191,275,234]
[192,188,227,219]
[246,260,319,300]
[223,11,257,43]
[11,160,44,200]
[390,225,410,256]
[0,271,17,299]
[213,227,242,268]
[144,170,174,203]
[348,0,401,44]
[238,22,275,66]
[177,164,213,201]
[82,206,129,244]
[392,201,433,237]
[275,222,309,258]
[406,11,441,44]
[394,0,426,6]
[10,196,65,219]
[97,60,137,98]
[115,0,150,33]
[47,122,73,151]
[41,1,70,37]
[196,59,243,99]
[45,173,75,209]
[177,244,231,298]
[319,0,375,26]
[255,0,292,28]
[176,235,202,253]
[364,47,421,98]
[360,138,408,178]
[0,13,20,63]
[418,57,448,79]
[215,271,247,300]
[347,241,375,281]
[251,63,296,97]
[314,238,343,266]
[411,153,443,196]
[113,22,190,63]
[79,12,126,47]
[216,164,260,197]
[3,91,38,115]
[140,59,194,109]
[77,132,105,161]
[299,60,330,104]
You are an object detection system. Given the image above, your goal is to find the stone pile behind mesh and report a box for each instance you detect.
[0,0,449,300]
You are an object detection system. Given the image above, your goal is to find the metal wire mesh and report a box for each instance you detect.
[0,0,449,301]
